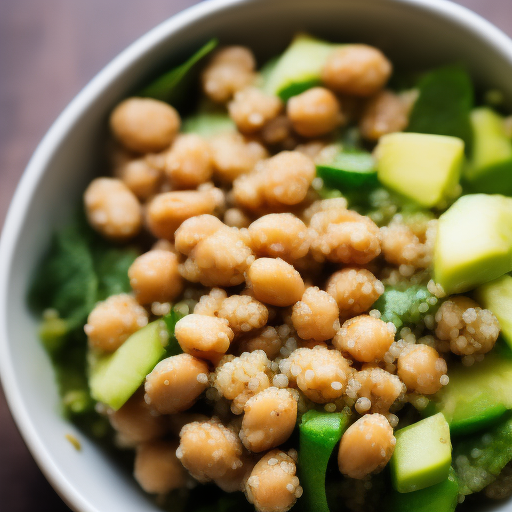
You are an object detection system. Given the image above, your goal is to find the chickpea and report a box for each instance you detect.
[435,296,500,356]
[151,239,177,252]
[247,258,305,307]
[229,87,283,134]
[210,132,268,182]
[333,315,395,363]
[174,214,225,255]
[310,207,381,265]
[281,345,351,402]
[108,390,166,446]
[114,158,163,200]
[302,197,348,224]
[238,326,283,360]
[260,115,294,147]
[359,90,409,141]
[350,368,405,414]
[180,227,254,287]
[178,418,244,482]
[248,213,310,262]
[338,414,395,479]
[218,295,269,333]
[233,151,315,213]
[202,46,256,103]
[193,287,227,316]
[144,354,209,414]
[244,450,301,512]
[128,250,183,305]
[110,97,180,153]
[224,207,252,228]
[381,221,434,269]
[84,178,142,241]
[240,387,297,452]
[85,294,148,352]
[287,87,344,137]
[165,134,213,189]
[326,268,384,319]
[322,45,392,97]
[213,351,272,413]
[145,189,220,240]
[174,314,234,363]
[134,440,187,494]
[397,344,448,395]
[292,287,340,341]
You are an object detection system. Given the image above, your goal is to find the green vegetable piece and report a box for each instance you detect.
[140,38,218,102]
[299,410,349,512]
[476,275,512,349]
[89,320,169,410]
[316,151,378,190]
[263,34,336,101]
[434,193,512,294]
[452,412,512,495]
[391,413,452,493]
[407,66,474,148]
[162,308,186,357]
[465,107,512,194]
[422,348,512,435]
[376,132,464,207]
[182,112,236,138]
[372,285,439,330]
[38,315,69,353]
[386,467,458,512]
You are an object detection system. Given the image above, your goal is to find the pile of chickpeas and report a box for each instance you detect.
[83,41,501,512]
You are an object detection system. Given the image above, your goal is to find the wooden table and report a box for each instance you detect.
[0,1,511,510]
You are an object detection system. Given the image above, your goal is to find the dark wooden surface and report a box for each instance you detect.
[0,1,511,510]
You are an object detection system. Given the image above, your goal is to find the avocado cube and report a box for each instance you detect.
[476,275,512,350]
[434,194,512,294]
[391,413,452,493]
[89,320,168,410]
[465,108,512,195]
[376,132,464,207]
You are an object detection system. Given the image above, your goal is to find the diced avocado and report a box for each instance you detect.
[373,285,440,331]
[299,411,349,512]
[376,132,464,207]
[465,108,512,194]
[182,112,236,138]
[316,151,378,190]
[263,34,336,101]
[89,320,168,410]
[434,194,512,294]
[386,468,458,512]
[391,413,452,493]
[476,275,512,349]
[422,349,512,435]
[452,412,512,495]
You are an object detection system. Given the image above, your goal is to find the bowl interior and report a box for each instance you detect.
[2,0,512,511]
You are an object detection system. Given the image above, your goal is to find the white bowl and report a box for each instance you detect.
[2,0,512,511]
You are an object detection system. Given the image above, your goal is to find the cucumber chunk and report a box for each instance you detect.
[89,320,168,410]
[391,413,452,493]
[422,349,512,435]
[476,275,512,349]
[465,107,512,194]
[386,468,458,512]
[263,34,336,101]
[453,412,512,495]
[182,112,236,138]
[316,151,378,190]
[434,194,512,294]
[376,132,464,207]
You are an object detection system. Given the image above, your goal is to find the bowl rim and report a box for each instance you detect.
[2,0,512,511]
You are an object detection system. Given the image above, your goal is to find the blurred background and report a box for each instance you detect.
[0,0,511,510]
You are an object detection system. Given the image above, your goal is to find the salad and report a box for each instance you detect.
[29,33,512,512]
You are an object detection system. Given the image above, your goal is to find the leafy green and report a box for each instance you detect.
[407,66,474,149]
[452,412,512,495]
[373,285,440,330]
[163,308,186,357]
[140,38,218,103]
